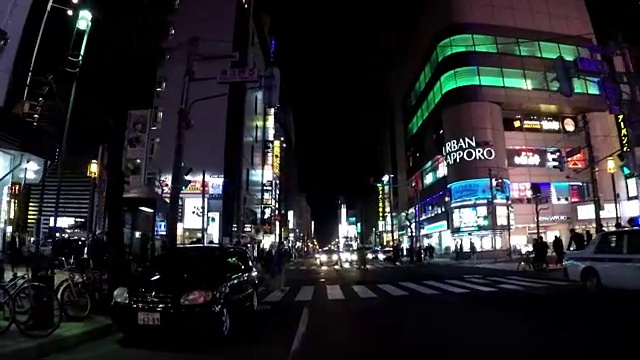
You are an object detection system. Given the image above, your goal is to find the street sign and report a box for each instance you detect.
[218,68,260,83]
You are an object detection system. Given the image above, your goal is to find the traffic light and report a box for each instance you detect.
[616,152,634,177]
[552,56,575,98]
[550,149,565,172]
[494,178,505,194]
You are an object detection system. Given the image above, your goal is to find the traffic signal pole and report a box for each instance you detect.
[167,37,199,249]
[581,114,604,233]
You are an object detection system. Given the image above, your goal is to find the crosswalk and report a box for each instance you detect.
[260,276,575,303]
[286,262,401,270]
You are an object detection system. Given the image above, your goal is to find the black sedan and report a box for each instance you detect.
[111,246,258,340]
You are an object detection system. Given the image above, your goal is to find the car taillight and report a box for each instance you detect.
[180,290,212,305]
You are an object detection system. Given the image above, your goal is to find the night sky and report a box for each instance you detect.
[20,0,640,244]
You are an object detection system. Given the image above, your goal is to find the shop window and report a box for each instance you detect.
[524,70,548,90]
[518,39,541,57]
[539,42,561,59]
[502,68,527,89]
[436,38,453,60]
[559,44,579,60]
[454,67,479,87]
[473,34,497,53]
[450,34,475,54]
[497,37,520,55]
[586,77,600,95]
[439,70,457,94]
[572,78,588,93]
[479,67,504,87]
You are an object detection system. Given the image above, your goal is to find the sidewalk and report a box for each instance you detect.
[2,264,68,284]
[0,317,114,360]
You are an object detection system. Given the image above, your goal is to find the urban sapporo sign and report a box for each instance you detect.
[443,137,495,165]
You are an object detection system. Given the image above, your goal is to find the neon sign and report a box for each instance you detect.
[443,137,495,165]
[377,185,385,221]
[616,114,630,152]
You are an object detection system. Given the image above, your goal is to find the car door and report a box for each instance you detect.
[235,249,256,300]
[592,232,626,288]
[623,232,640,290]
[223,250,245,303]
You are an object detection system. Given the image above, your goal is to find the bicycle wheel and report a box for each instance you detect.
[13,283,62,338]
[59,281,92,320]
[0,286,14,334]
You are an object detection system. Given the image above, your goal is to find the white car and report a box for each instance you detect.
[564,229,640,291]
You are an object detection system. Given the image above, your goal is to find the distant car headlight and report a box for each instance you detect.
[113,287,129,304]
[351,254,358,261]
[367,253,373,259]
[180,290,213,305]
[315,254,320,258]
[332,254,338,261]
[377,254,384,261]
[320,254,327,261]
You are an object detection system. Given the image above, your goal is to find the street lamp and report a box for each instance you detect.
[51,9,93,238]
[23,0,80,100]
[606,157,620,225]
[86,160,98,235]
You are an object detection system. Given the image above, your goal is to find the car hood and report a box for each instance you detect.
[129,270,227,294]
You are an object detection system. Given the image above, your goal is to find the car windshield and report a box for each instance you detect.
[148,247,226,275]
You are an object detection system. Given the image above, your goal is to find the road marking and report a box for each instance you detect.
[463,275,482,278]
[262,287,289,302]
[294,286,314,301]
[445,280,497,291]
[423,280,470,293]
[464,278,493,284]
[488,277,547,287]
[399,282,440,295]
[326,285,345,300]
[287,306,309,360]
[299,265,307,270]
[377,284,408,296]
[351,285,378,298]
[507,276,571,285]
[497,284,526,291]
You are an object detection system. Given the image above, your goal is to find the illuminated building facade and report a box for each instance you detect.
[393,0,636,254]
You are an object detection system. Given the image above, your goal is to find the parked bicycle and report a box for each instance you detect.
[55,257,108,320]
[0,270,62,337]
[517,251,534,271]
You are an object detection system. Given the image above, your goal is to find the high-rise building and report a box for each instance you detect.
[148,0,274,244]
[390,0,632,254]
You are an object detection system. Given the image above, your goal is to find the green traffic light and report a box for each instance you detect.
[76,10,92,30]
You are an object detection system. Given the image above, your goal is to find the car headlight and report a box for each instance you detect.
[332,254,338,261]
[113,287,129,304]
[180,290,213,305]
[377,254,384,260]
[320,254,327,261]
[351,254,358,261]
[367,254,373,259]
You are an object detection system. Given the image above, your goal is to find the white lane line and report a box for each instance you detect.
[351,285,378,298]
[326,285,345,300]
[497,284,526,291]
[422,280,470,293]
[262,287,290,302]
[464,278,494,284]
[488,277,547,287]
[287,306,309,360]
[399,282,440,295]
[463,275,482,278]
[294,286,314,301]
[299,265,307,270]
[506,276,571,285]
[377,284,409,296]
[446,280,497,292]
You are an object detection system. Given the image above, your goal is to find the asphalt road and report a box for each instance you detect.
[45,258,640,360]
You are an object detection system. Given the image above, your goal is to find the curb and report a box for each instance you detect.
[0,322,115,360]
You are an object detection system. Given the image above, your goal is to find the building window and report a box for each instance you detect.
[407,33,586,107]
[406,66,600,137]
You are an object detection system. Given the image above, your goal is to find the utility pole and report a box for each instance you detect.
[582,114,604,233]
[488,168,497,249]
[167,37,198,249]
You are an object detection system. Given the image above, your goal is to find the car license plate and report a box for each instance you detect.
[137,312,160,325]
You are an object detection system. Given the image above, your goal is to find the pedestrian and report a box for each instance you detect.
[567,229,586,251]
[552,236,564,266]
[469,241,477,264]
[427,244,435,263]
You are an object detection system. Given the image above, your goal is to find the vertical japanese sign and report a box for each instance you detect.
[615,114,630,152]
[377,184,385,221]
[123,110,151,190]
